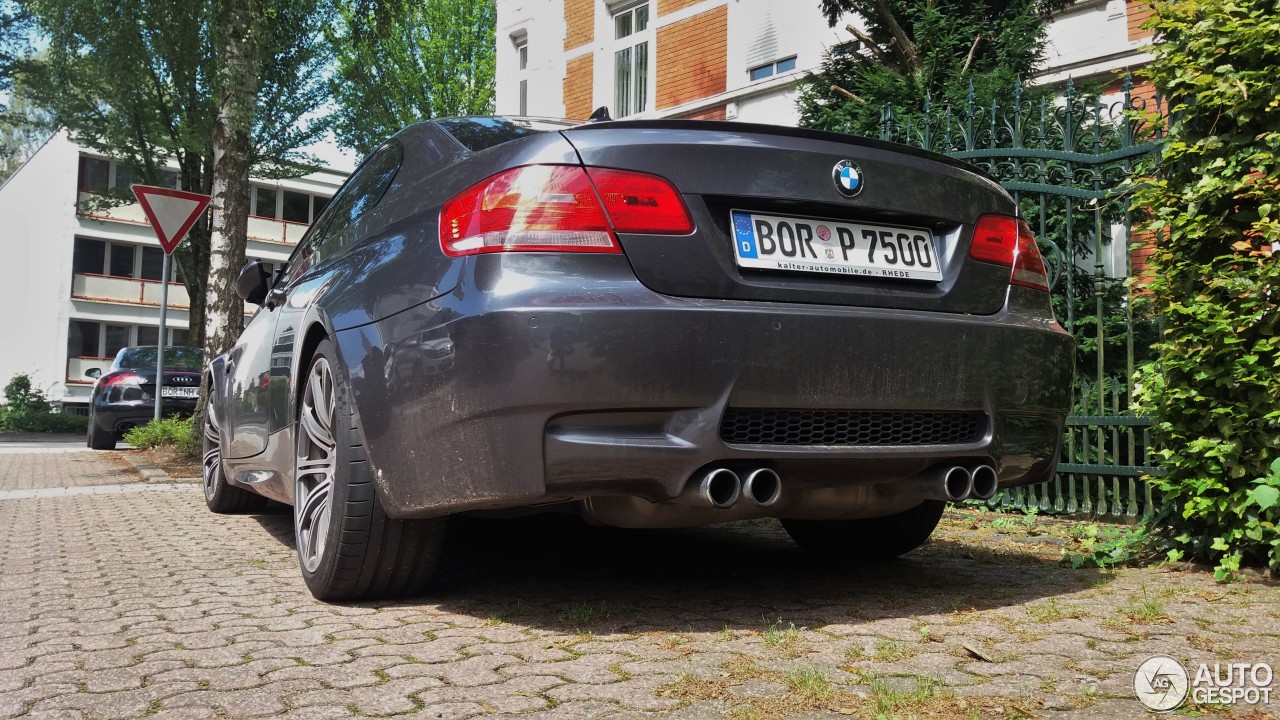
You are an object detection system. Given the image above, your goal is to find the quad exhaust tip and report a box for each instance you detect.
[742,468,782,508]
[698,468,741,509]
[969,464,999,500]
[942,465,973,502]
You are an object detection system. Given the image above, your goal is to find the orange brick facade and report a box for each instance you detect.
[1126,0,1154,42]
[657,0,704,16]
[675,105,726,121]
[564,0,593,51]
[563,55,594,120]
[655,6,727,110]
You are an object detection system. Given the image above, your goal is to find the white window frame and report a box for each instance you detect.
[515,37,529,116]
[610,1,653,118]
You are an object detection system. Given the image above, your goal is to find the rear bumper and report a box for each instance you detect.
[335,255,1074,519]
[92,401,197,433]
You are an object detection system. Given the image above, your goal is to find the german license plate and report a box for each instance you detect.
[731,211,943,281]
[161,386,197,399]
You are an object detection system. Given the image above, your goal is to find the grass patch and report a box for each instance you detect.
[784,667,833,701]
[873,639,917,662]
[1121,590,1170,625]
[1025,598,1086,623]
[557,602,607,628]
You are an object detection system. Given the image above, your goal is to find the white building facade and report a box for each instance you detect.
[493,0,1155,126]
[0,131,347,409]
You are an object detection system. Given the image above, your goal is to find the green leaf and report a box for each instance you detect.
[1249,485,1280,511]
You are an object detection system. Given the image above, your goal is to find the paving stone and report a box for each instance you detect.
[2,449,1278,720]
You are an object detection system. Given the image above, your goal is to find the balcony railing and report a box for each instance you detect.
[76,193,309,246]
[71,273,258,316]
[67,356,112,385]
[72,273,191,309]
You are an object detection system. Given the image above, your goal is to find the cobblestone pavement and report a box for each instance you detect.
[1,449,1277,720]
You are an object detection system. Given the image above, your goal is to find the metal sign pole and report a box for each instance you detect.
[154,253,170,421]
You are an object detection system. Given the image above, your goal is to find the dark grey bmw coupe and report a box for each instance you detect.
[203,116,1074,600]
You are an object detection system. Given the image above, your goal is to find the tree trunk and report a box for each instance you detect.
[205,0,259,358]
[196,0,260,437]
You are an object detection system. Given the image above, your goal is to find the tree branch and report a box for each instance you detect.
[961,34,983,75]
[867,0,922,72]
[844,23,894,67]
[831,84,867,104]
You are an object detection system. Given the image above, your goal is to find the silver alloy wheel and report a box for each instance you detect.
[202,402,221,501]
[296,356,337,574]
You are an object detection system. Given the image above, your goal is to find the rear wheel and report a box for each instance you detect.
[203,386,267,514]
[294,340,447,601]
[781,500,946,561]
[86,411,116,450]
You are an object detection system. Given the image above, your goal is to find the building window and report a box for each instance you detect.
[253,186,277,219]
[515,39,529,115]
[73,238,106,275]
[104,325,130,359]
[78,157,110,194]
[136,326,159,347]
[108,244,136,278]
[68,321,101,358]
[613,2,651,117]
[749,55,797,82]
[282,190,311,223]
[140,247,165,281]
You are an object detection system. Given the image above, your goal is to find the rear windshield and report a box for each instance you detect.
[435,117,574,152]
[116,346,204,371]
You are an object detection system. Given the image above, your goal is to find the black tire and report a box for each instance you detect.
[781,499,946,561]
[86,412,116,450]
[295,339,447,601]
[203,388,267,514]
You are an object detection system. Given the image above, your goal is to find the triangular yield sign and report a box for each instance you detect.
[131,185,212,255]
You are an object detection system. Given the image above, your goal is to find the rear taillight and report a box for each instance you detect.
[102,372,143,387]
[440,165,620,257]
[586,168,693,234]
[439,165,695,257]
[970,214,1050,292]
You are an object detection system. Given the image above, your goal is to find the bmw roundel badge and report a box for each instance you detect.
[832,159,864,197]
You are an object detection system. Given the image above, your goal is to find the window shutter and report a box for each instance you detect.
[743,0,796,69]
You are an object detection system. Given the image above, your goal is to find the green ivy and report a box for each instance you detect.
[1134,0,1280,579]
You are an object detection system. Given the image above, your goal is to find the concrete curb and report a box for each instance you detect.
[117,451,200,485]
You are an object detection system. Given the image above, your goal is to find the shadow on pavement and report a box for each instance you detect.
[250,510,1111,631]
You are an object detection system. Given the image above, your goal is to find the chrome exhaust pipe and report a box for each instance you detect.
[941,465,973,502]
[968,464,999,500]
[696,468,741,509]
[742,468,782,508]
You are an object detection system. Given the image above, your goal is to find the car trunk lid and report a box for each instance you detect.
[560,120,1017,315]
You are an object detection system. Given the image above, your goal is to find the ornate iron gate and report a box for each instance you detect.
[876,74,1166,518]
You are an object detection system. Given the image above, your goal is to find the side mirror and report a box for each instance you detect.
[85,368,102,379]
[236,260,271,304]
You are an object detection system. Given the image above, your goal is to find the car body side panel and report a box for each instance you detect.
[338,253,1074,520]
[320,125,587,333]
[224,306,281,458]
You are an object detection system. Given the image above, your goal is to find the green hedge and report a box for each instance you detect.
[1135,0,1280,579]
[123,416,200,457]
[0,374,87,433]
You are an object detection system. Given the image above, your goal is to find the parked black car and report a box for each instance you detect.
[86,346,204,449]
[202,116,1075,600]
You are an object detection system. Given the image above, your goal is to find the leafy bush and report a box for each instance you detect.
[1134,0,1280,578]
[123,416,200,457]
[0,374,87,433]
